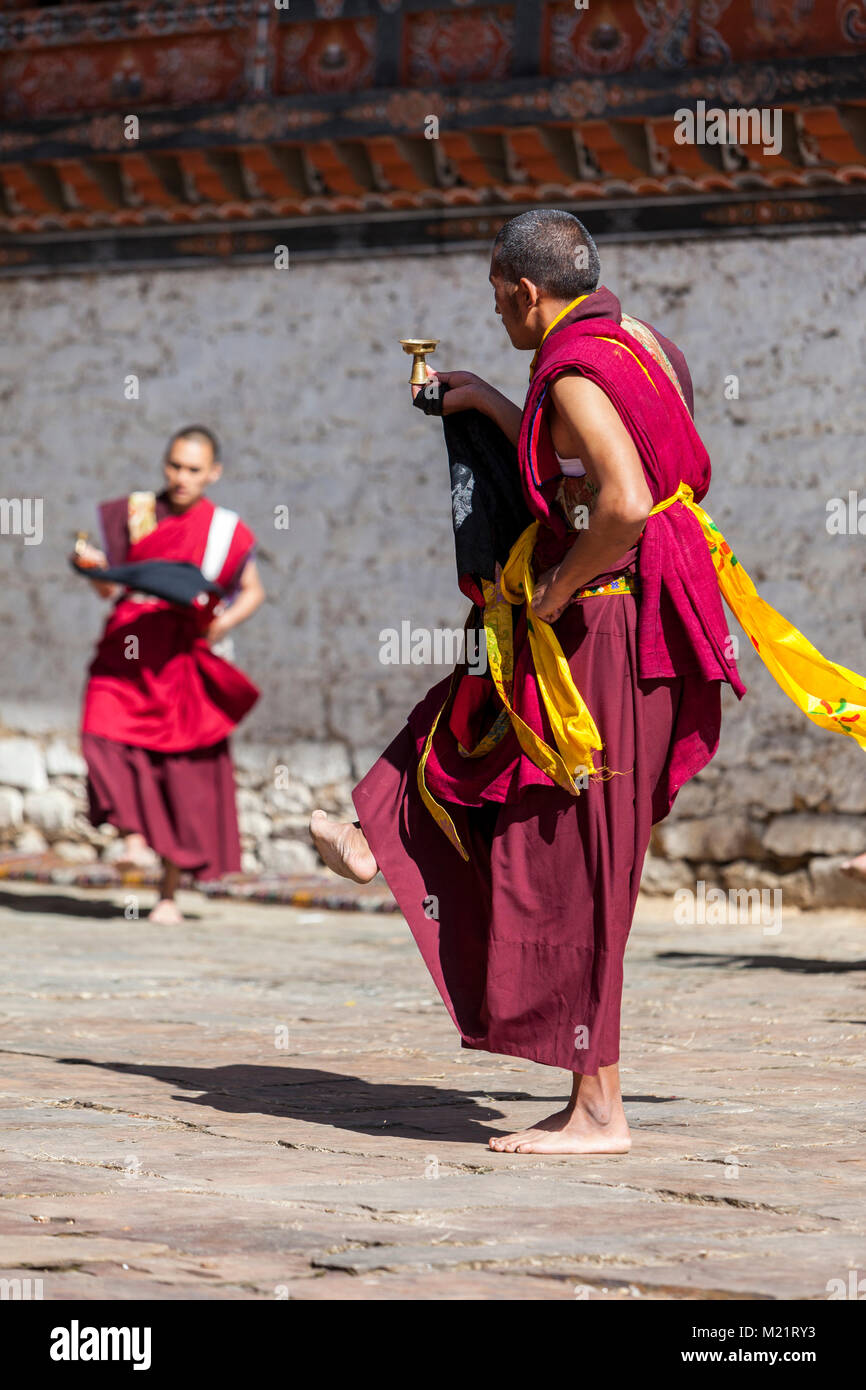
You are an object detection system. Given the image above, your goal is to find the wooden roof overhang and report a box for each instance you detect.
[0,0,865,274]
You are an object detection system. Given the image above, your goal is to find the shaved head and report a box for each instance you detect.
[166,424,220,463]
[492,209,600,300]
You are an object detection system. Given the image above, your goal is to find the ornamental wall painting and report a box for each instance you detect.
[0,34,247,119]
[633,0,694,69]
[404,7,514,86]
[745,0,815,53]
[695,1,734,64]
[0,2,255,46]
[839,0,866,44]
[705,0,866,62]
[543,0,694,77]
[277,18,376,95]
[543,0,866,79]
[741,0,866,57]
[0,0,864,264]
[545,1,636,76]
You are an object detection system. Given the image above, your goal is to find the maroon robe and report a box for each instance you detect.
[353,290,741,1073]
[81,492,258,880]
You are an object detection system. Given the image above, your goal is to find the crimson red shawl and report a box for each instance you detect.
[522,311,746,695]
[82,495,259,752]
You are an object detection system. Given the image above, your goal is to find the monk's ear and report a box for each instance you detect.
[518,276,541,310]
[209,461,223,485]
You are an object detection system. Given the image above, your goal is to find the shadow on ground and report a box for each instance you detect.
[0,889,202,920]
[0,889,129,919]
[657,950,866,974]
[50,1056,679,1143]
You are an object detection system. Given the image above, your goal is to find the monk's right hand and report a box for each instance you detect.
[72,542,108,570]
[410,369,488,414]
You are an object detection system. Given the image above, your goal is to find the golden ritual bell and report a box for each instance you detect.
[399,337,439,387]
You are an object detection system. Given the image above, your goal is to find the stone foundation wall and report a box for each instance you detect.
[643,716,866,908]
[0,733,369,878]
[2,726,866,906]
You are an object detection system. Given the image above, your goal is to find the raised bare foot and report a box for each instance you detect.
[309,809,378,883]
[148,898,184,925]
[488,1104,631,1155]
[840,852,866,880]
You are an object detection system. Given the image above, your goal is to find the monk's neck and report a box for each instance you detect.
[162,491,208,518]
[530,295,590,350]
[535,300,573,339]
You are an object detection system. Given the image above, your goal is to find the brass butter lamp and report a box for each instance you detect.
[73,530,98,568]
[400,337,439,386]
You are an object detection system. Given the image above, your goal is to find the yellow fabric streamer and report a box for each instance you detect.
[655,483,866,749]
[495,520,604,784]
[416,668,468,859]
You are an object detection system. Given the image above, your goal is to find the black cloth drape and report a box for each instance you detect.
[71,558,224,607]
[413,384,532,595]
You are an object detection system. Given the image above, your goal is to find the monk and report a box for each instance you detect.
[77,425,265,923]
[311,209,746,1154]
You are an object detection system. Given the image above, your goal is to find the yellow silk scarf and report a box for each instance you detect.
[416,521,607,863]
[656,482,866,746]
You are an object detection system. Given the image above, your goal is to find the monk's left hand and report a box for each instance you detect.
[530,566,572,623]
[205,615,232,646]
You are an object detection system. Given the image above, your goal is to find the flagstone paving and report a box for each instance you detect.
[0,881,863,1301]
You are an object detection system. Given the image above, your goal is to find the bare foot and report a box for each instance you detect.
[488,1104,631,1155]
[309,809,378,883]
[148,898,183,924]
[840,852,866,880]
[114,832,156,870]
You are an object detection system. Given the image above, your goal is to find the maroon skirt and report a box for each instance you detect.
[82,733,241,880]
[353,588,690,1074]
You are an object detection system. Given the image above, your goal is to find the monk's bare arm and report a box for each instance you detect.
[541,374,653,597]
[412,371,523,447]
[472,381,522,446]
[207,558,265,643]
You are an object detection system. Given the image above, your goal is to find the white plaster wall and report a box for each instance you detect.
[1,234,865,813]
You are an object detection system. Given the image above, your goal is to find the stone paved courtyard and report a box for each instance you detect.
[0,880,863,1301]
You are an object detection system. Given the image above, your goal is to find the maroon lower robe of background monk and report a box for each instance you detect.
[352,286,743,1075]
[83,734,241,881]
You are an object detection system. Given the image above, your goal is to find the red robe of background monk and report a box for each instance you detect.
[79,425,265,923]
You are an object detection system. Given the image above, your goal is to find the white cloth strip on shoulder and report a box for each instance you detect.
[200,506,239,582]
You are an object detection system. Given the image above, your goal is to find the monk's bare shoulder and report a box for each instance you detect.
[547,372,630,463]
[548,371,613,417]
